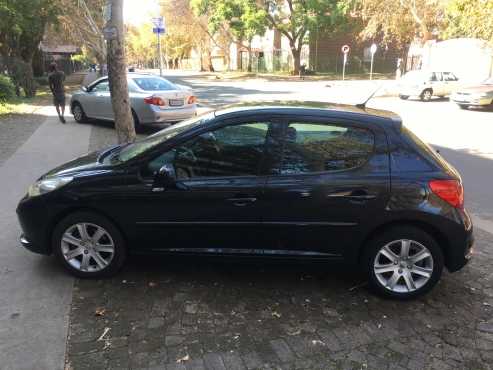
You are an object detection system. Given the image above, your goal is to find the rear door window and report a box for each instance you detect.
[276,122,375,174]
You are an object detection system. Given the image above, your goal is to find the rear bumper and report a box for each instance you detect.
[140,104,197,124]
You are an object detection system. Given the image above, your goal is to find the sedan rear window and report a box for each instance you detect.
[132,77,176,91]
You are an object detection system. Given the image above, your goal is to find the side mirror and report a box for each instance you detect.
[154,164,176,189]
[81,86,88,92]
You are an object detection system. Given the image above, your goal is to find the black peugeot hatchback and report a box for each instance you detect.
[17,102,474,299]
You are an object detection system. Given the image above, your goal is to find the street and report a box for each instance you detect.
[0,72,492,370]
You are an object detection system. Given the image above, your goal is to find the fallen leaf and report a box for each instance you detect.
[311,340,325,346]
[97,327,110,341]
[287,329,301,336]
[95,307,106,317]
[272,311,281,318]
[176,354,190,363]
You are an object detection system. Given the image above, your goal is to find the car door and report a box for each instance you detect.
[430,72,444,95]
[442,72,459,95]
[85,80,113,120]
[124,118,275,253]
[261,117,390,258]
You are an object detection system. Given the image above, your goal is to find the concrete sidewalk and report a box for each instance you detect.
[0,110,91,370]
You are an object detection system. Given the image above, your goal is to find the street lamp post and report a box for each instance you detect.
[370,43,377,81]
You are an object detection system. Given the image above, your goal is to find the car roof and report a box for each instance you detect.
[213,101,402,128]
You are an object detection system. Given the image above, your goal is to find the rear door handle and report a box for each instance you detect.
[327,190,376,200]
[226,197,257,207]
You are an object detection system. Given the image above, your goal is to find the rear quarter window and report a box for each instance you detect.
[391,126,440,172]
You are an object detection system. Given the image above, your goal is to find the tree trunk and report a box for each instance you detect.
[291,46,301,76]
[106,0,136,144]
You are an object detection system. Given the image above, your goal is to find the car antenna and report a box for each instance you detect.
[355,84,382,109]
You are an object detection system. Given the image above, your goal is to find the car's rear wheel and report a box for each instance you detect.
[458,104,469,110]
[132,110,142,133]
[52,212,126,278]
[72,102,87,123]
[420,89,433,102]
[363,226,444,299]
[399,95,409,100]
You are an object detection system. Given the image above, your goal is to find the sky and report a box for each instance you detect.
[123,0,161,25]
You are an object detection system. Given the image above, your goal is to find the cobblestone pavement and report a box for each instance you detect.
[0,114,44,165]
[65,229,493,370]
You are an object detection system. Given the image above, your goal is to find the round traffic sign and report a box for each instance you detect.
[341,45,350,53]
[370,43,377,54]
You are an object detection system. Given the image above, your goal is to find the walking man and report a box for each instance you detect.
[48,63,66,123]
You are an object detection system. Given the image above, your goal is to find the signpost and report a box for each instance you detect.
[152,17,166,76]
[370,43,377,80]
[341,44,350,81]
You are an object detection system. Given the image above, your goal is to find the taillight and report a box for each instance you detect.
[144,96,166,106]
[187,95,197,104]
[429,179,464,208]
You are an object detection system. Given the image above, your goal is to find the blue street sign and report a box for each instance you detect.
[153,27,165,34]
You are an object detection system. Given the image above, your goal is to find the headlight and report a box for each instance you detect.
[27,176,73,197]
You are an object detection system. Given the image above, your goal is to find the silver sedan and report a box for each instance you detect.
[70,73,197,130]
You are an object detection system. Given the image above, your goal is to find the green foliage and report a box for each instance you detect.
[442,0,493,43]
[0,74,15,101]
[192,0,268,43]
[34,75,49,86]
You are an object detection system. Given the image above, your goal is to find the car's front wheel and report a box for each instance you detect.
[458,104,469,110]
[363,226,444,299]
[399,95,409,100]
[52,212,126,278]
[72,102,88,123]
[420,89,433,102]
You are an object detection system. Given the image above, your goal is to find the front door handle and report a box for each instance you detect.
[226,197,257,207]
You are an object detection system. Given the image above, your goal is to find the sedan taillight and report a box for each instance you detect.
[429,179,464,208]
[144,96,166,106]
[187,96,197,104]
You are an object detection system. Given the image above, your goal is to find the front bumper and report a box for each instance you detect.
[16,195,53,255]
[451,96,492,106]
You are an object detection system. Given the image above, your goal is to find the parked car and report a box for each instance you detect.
[70,73,197,131]
[451,77,493,109]
[398,70,460,101]
[17,102,473,299]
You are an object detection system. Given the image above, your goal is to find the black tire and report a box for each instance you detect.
[458,104,469,110]
[362,226,444,300]
[399,95,409,100]
[132,110,142,133]
[72,102,88,123]
[52,211,126,278]
[420,89,433,102]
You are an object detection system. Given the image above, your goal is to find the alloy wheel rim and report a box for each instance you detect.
[61,222,115,272]
[373,239,434,293]
[423,91,432,100]
[73,106,82,121]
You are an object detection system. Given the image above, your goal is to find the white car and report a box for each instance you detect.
[398,70,460,101]
[451,77,493,109]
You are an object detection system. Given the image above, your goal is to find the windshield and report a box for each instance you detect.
[402,71,426,81]
[132,77,176,91]
[114,112,214,163]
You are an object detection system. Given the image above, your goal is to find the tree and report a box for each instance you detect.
[260,0,347,75]
[57,0,107,72]
[442,0,493,43]
[353,0,444,48]
[0,0,59,97]
[106,0,136,143]
[191,0,268,72]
